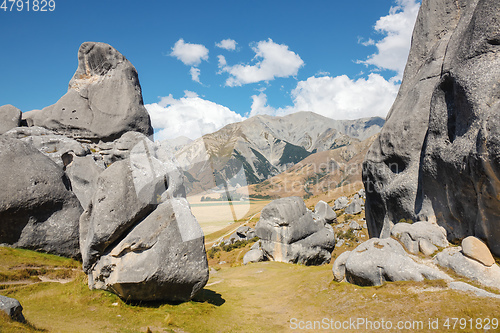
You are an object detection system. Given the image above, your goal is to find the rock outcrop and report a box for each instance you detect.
[255,197,335,265]
[0,105,21,134]
[314,200,337,223]
[0,136,83,258]
[390,221,448,255]
[363,0,500,256]
[435,247,500,290]
[27,42,153,141]
[333,238,449,286]
[80,140,207,302]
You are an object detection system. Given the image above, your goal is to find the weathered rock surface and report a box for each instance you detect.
[333,238,449,286]
[344,199,362,215]
[0,136,83,258]
[243,249,265,265]
[81,148,207,301]
[390,221,448,255]
[314,200,337,223]
[363,0,500,257]
[435,247,500,290]
[29,42,153,141]
[0,105,22,134]
[461,236,495,267]
[333,196,349,210]
[4,127,90,165]
[255,197,335,265]
[88,198,208,302]
[0,295,25,322]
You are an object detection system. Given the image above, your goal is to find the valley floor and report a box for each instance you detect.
[1,247,500,333]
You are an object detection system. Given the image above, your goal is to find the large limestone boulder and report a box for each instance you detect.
[314,200,337,223]
[363,0,463,237]
[29,42,153,141]
[80,147,207,301]
[255,197,335,265]
[0,105,21,134]
[0,137,83,258]
[333,238,449,286]
[89,198,209,302]
[363,0,500,256]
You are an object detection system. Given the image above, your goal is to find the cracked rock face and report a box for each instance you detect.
[0,136,83,258]
[255,197,335,265]
[80,143,207,302]
[363,0,500,256]
[29,42,153,141]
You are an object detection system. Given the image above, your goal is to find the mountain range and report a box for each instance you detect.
[170,111,385,195]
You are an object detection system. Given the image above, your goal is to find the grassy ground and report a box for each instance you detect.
[2,246,500,332]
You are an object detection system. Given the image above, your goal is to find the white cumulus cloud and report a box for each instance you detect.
[216,39,237,51]
[190,67,201,84]
[170,39,209,66]
[250,74,399,120]
[290,74,399,119]
[145,91,245,141]
[220,39,304,87]
[359,0,420,81]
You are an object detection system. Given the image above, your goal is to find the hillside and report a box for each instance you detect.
[173,112,384,196]
[247,134,377,200]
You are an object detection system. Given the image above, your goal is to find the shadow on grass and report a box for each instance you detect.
[192,288,225,306]
[124,289,225,308]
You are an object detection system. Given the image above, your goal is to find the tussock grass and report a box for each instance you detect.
[2,246,500,332]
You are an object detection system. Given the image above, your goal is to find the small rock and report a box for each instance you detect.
[344,200,362,215]
[419,239,438,256]
[243,249,265,265]
[349,221,362,230]
[333,196,349,210]
[0,295,25,323]
[462,236,495,267]
[314,200,337,223]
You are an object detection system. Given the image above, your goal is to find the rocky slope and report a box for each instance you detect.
[0,42,208,302]
[363,0,500,257]
[174,112,384,195]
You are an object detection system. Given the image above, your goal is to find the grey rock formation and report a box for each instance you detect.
[363,0,500,257]
[390,221,448,255]
[333,196,349,211]
[435,247,500,290]
[243,249,265,265]
[98,131,150,165]
[332,250,351,282]
[349,221,362,230]
[80,159,158,271]
[64,153,104,209]
[333,238,449,286]
[0,137,83,258]
[314,200,337,223]
[0,105,21,134]
[80,149,207,301]
[88,198,208,302]
[4,126,90,166]
[0,295,25,322]
[29,42,153,141]
[344,200,362,215]
[255,197,335,265]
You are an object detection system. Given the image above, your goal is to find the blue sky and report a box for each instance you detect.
[0,0,420,140]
